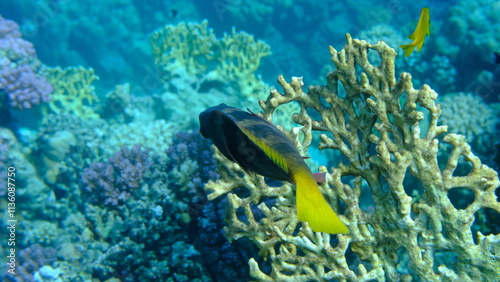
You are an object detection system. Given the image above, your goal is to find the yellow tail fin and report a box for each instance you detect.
[399,44,415,57]
[293,169,349,234]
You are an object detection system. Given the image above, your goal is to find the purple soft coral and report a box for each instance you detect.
[0,15,52,110]
[0,15,35,61]
[82,145,153,207]
[0,64,52,109]
[0,15,21,38]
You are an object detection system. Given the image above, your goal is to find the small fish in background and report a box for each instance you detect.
[199,104,349,234]
[400,7,431,57]
[494,51,500,64]
[171,9,178,18]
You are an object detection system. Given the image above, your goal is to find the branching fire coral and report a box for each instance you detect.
[149,20,270,100]
[204,34,500,281]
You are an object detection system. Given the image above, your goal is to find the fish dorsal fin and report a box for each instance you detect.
[246,108,275,126]
[238,125,289,174]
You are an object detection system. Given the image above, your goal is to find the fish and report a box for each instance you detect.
[199,104,349,234]
[494,52,500,64]
[171,9,178,18]
[399,7,431,57]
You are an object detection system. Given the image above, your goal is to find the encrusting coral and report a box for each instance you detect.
[204,34,500,281]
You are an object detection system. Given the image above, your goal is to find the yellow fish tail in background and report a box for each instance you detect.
[399,7,431,57]
[293,168,349,234]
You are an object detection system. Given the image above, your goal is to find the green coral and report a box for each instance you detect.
[44,66,99,118]
[204,34,500,281]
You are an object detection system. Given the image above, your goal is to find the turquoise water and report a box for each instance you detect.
[1,0,499,281]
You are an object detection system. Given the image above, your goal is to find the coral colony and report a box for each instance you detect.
[0,1,499,281]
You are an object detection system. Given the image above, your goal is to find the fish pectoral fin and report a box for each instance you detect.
[294,170,349,234]
[223,142,238,163]
[428,24,434,36]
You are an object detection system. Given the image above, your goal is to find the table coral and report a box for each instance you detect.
[204,34,500,281]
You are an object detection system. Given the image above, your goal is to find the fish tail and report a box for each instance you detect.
[416,38,426,52]
[399,44,415,57]
[293,169,349,234]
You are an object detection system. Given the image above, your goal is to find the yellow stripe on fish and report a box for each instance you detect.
[199,104,349,234]
[238,125,289,174]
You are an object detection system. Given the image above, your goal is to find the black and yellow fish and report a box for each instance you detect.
[199,104,349,234]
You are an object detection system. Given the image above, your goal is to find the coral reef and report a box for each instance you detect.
[439,92,498,142]
[166,131,219,206]
[44,66,99,118]
[438,92,500,173]
[2,3,499,282]
[150,20,216,82]
[149,20,272,132]
[0,64,53,110]
[0,0,158,87]
[442,0,499,64]
[204,34,500,280]
[82,145,153,207]
[106,119,175,158]
[3,244,57,282]
[357,24,457,93]
[99,83,133,123]
[434,0,499,92]
[149,20,271,101]
[0,15,52,110]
